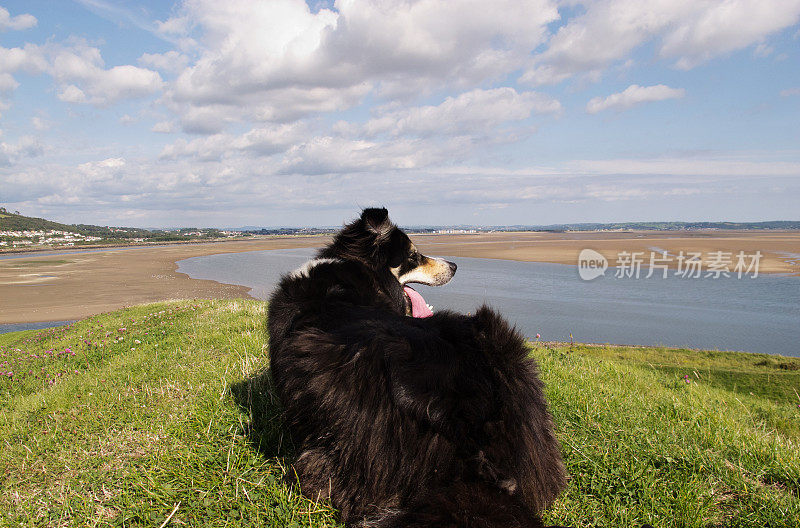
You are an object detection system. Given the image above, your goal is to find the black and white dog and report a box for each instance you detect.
[268,208,566,527]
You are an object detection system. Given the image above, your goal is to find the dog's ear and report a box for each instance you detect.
[361,208,392,241]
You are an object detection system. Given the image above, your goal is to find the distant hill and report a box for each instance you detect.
[0,208,236,245]
[0,209,156,239]
[0,209,80,233]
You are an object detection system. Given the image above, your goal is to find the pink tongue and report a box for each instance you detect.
[404,286,433,318]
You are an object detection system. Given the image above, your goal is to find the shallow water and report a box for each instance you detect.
[0,244,181,260]
[0,320,76,334]
[176,248,800,357]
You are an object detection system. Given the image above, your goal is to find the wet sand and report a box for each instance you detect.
[2,231,798,324]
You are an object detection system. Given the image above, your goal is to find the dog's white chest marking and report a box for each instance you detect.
[290,258,341,279]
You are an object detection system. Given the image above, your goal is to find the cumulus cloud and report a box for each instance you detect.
[660,0,800,69]
[48,42,163,106]
[0,135,44,166]
[158,0,559,130]
[0,7,36,31]
[361,88,560,137]
[586,84,685,114]
[277,135,465,175]
[0,43,49,75]
[57,84,87,103]
[160,122,308,160]
[523,0,800,85]
[159,118,494,176]
[0,40,163,106]
[78,157,126,181]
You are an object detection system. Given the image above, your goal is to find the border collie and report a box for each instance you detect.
[268,208,566,527]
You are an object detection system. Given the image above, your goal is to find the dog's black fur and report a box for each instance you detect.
[268,208,567,527]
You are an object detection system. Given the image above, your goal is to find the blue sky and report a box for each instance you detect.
[1,0,799,227]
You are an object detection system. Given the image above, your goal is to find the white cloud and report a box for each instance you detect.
[586,84,685,114]
[156,15,191,36]
[49,42,163,105]
[138,51,190,74]
[171,104,244,135]
[163,83,373,135]
[160,0,559,130]
[274,134,486,176]
[660,0,800,70]
[0,7,36,31]
[160,122,308,160]
[523,0,800,85]
[251,84,372,123]
[0,43,49,75]
[362,88,560,137]
[77,157,126,181]
[0,135,44,166]
[780,87,800,97]
[31,117,51,131]
[0,72,19,93]
[1,40,163,106]
[57,84,87,103]
[151,121,176,133]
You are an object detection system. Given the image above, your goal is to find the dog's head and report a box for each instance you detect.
[325,207,457,286]
[319,208,456,316]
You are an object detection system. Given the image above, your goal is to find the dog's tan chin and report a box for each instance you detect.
[398,257,455,286]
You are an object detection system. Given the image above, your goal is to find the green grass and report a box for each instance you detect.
[1,300,798,527]
[560,344,800,433]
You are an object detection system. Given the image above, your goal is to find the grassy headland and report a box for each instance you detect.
[1,300,798,527]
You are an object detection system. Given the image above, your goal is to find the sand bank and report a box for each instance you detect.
[412,230,800,275]
[0,237,328,324]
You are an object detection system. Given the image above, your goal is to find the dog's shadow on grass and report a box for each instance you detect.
[229,369,294,459]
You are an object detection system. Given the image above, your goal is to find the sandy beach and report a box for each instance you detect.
[2,231,798,324]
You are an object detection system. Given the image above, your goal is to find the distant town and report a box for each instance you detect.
[0,228,248,249]
[0,229,104,248]
[0,207,250,251]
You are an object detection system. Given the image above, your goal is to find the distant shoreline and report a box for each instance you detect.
[4,227,798,256]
